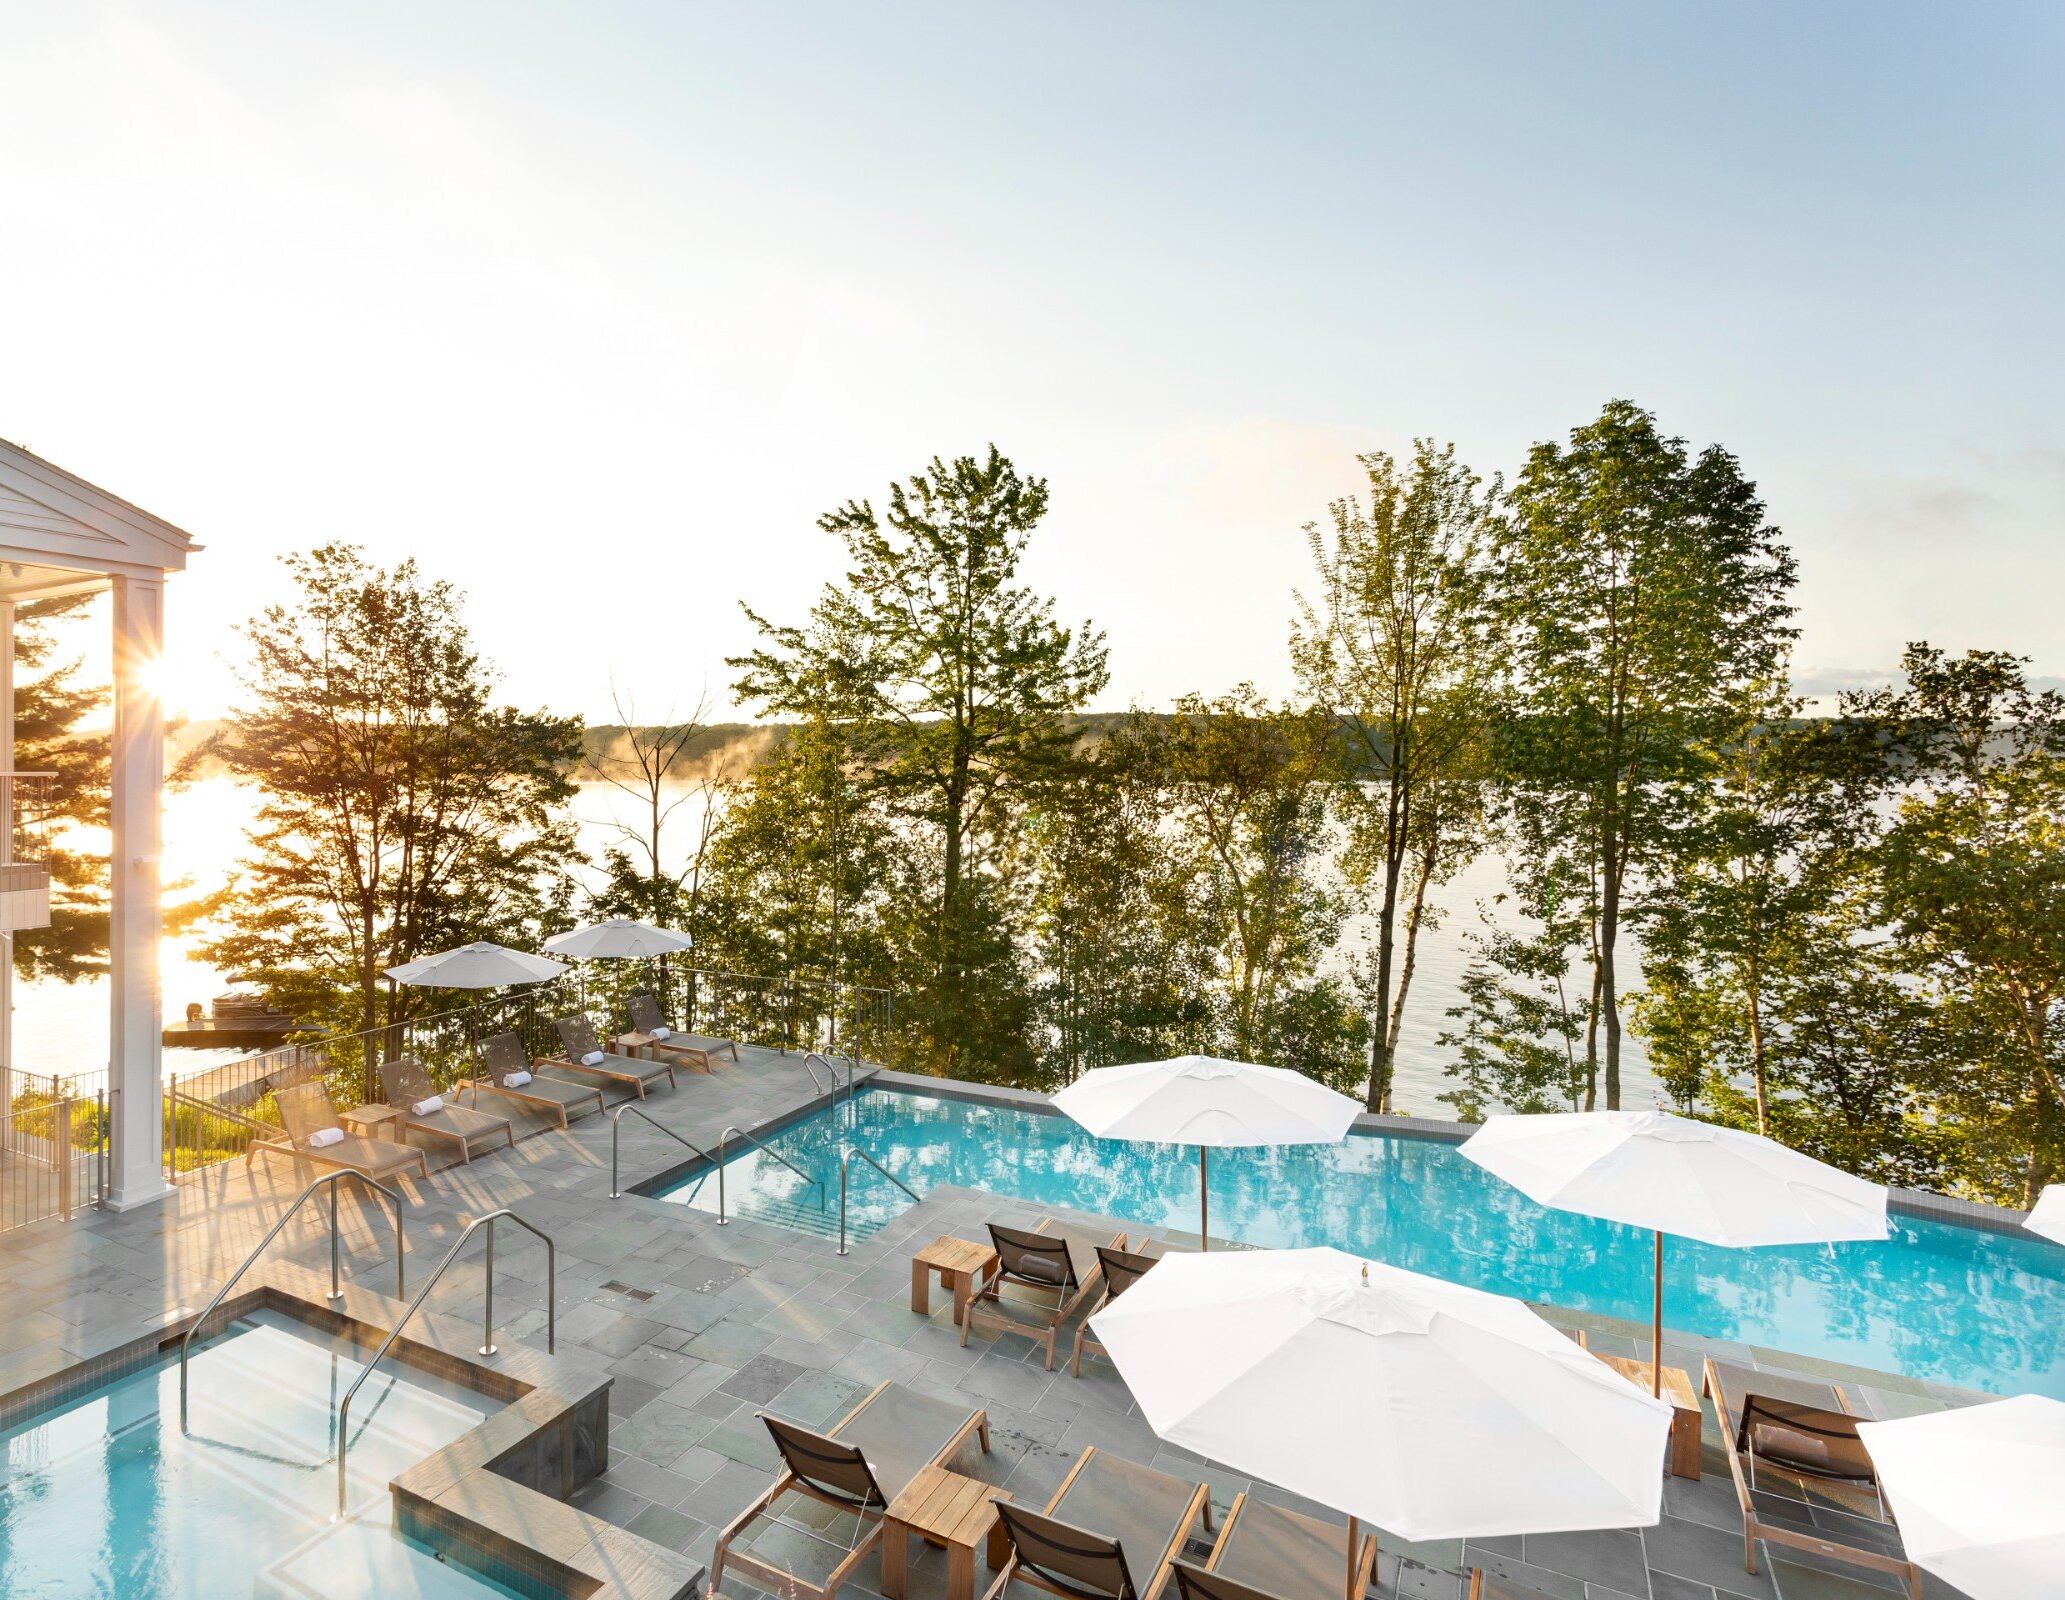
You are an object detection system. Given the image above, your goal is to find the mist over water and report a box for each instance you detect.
[18,778,1662,1114]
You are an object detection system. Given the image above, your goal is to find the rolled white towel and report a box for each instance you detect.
[306,1126,345,1149]
[580,1050,605,1066]
[410,1095,443,1116]
[649,1024,672,1041]
[504,1070,533,1087]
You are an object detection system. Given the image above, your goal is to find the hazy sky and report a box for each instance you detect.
[2,2,2060,722]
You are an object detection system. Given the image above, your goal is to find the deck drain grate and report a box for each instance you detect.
[601,1280,656,1302]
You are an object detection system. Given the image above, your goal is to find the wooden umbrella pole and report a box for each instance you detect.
[1344,1519,1359,1600]
[1652,1228,1664,1397]
[1199,1146,1210,1253]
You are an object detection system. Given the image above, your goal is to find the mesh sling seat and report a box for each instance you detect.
[1070,1245,1166,1378]
[377,1056,515,1163]
[1704,1358,1921,1599]
[962,1219,1123,1371]
[471,1031,605,1128]
[1171,1495,1375,1600]
[249,1080,428,1186]
[710,1380,991,1600]
[620,993,740,1072]
[545,1014,676,1099]
[983,1447,1211,1600]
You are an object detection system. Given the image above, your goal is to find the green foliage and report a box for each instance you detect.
[195,546,584,1061]
[1490,399,1798,1109]
[1848,645,2065,1203]
[12,595,111,982]
[729,447,1107,1079]
[1292,440,1496,1109]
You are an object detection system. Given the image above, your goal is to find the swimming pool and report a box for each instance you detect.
[0,1311,522,1598]
[656,1084,2065,1399]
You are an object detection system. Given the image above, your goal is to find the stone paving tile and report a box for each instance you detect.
[0,1042,1989,1600]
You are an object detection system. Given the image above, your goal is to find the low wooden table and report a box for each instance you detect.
[880,1464,1011,1600]
[911,1235,998,1320]
[339,1102,401,1137]
[1598,1356,1703,1479]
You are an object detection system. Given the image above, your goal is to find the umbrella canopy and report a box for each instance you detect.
[2024,1184,2065,1245]
[1052,1056,1359,1145]
[1857,1394,2065,1600]
[1052,1056,1360,1249]
[1089,1246,1673,1543]
[543,919,693,961]
[385,941,568,988]
[1459,1110,1889,1248]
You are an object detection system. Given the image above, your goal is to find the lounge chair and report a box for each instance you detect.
[710,1379,991,1600]
[1703,1358,1921,1599]
[984,1446,1211,1600]
[544,1014,676,1099]
[469,1031,605,1127]
[1071,1244,1166,1377]
[249,1080,428,1186]
[618,993,740,1073]
[1172,1494,1375,1600]
[961,1218,1125,1371]
[377,1056,515,1164]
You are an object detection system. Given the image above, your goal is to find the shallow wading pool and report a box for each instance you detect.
[0,1311,525,1599]
[654,1084,2065,1399]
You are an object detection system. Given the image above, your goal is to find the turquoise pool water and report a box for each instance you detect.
[659,1085,2065,1399]
[0,1311,520,1599]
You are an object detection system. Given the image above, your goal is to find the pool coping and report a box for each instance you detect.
[0,1256,701,1600]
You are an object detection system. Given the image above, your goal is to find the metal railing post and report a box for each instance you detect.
[609,1105,718,1202]
[328,1180,343,1302]
[838,1144,919,1258]
[481,1218,497,1357]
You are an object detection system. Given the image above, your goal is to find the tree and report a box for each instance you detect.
[1439,881,1592,1120]
[1848,644,2065,1204]
[11,595,111,981]
[1117,689,1366,1090]
[731,447,1108,1075]
[1491,400,1797,1108]
[582,684,738,943]
[1292,441,1495,1110]
[1630,691,1883,1133]
[196,546,583,1072]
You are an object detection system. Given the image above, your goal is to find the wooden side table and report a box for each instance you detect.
[880,1464,1011,1600]
[339,1102,401,1137]
[1598,1355,1704,1478]
[911,1235,999,1320]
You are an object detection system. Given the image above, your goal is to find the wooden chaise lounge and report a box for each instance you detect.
[469,1031,605,1128]
[249,1080,428,1187]
[986,1446,1211,1600]
[1173,1494,1376,1600]
[618,993,740,1073]
[545,1014,676,1099]
[961,1217,1125,1371]
[378,1056,515,1163]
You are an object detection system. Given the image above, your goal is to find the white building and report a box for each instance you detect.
[0,437,196,1211]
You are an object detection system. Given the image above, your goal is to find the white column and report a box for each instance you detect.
[108,575,168,1210]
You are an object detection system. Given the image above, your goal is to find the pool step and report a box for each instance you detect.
[728,1188,890,1244]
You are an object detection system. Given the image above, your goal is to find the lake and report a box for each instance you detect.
[15,777,1662,1115]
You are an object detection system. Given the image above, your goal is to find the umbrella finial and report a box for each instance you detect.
[1360,1262,1369,1286]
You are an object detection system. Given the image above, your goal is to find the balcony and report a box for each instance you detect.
[0,772,54,933]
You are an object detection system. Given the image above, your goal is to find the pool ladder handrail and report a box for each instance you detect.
[837,1143,919,1257]
[335,1207,555,1517]
[801,1049,860,1105]
[610,1103,719,1199]
[179,1167,405,1432]
[715,1124,825,1225]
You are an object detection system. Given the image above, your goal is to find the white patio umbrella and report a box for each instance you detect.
[1089,1246,1673,1585]
[1857,1394,2065,1600]
[1051,1056,1360,1250]
[2022,1184,2065,1245]
[385,941,568,988]
[1460,1110,1888,1394]
[542,919,693,961]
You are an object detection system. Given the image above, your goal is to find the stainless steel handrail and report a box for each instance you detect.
[798,1052,830,1095]
[179,1168,405,1431]
[716,1124,824,1226]
[335,1208,554,1515]
[610,1104,718,1199]
[837,1144,920,1257]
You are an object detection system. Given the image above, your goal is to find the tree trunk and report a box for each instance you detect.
[1364,766,1407,1113]
[1600,830,1622,1111]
